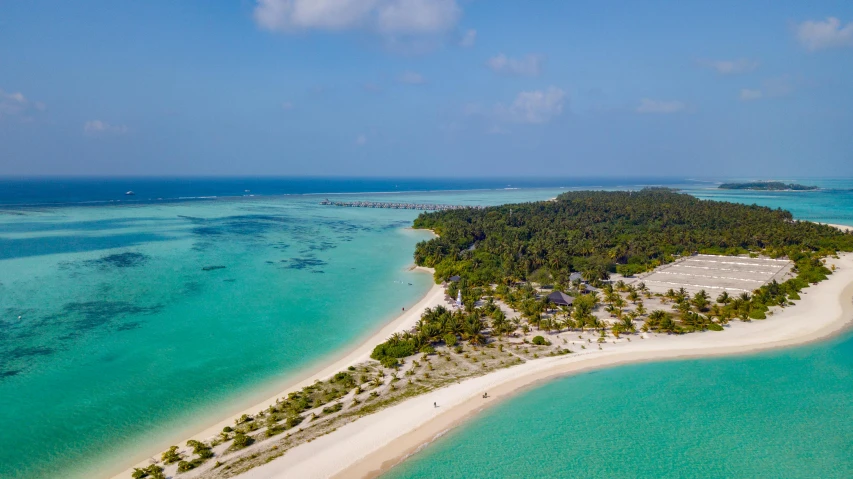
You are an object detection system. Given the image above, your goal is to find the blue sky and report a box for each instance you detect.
[1,0,853,177]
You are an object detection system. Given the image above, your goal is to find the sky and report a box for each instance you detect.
[1,0,853,177]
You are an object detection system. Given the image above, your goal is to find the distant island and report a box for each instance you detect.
[718,181,819,191]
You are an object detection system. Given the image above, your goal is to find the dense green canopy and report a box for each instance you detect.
[412,189,853,286]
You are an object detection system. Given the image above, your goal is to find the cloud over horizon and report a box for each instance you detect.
[796,17,853,51]
[254,0,462,36]
[496,87,566,124]
[487,53,544,77]
[0,88,46,121]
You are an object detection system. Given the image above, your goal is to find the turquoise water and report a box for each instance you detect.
[384,179,853,479]
[0,187,566,478]
[2,179,852,478]
[385,332,853,479]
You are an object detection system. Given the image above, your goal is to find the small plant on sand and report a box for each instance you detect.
[231,432,254,450]
[161,446,181,464]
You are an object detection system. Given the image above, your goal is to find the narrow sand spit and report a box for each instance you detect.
[111,267,443,479]
[239,254,853,479]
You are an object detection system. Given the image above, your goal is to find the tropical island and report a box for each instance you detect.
[118,190,853,479]
[718,181,819,191]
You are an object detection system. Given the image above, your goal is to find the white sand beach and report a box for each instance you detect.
[238,253,853,479]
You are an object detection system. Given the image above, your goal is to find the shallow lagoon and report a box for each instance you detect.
[0,187,565,478]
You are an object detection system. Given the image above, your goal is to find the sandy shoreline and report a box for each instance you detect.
[238,253,853,479]
[827,223,853,233]
[110,266,444,479]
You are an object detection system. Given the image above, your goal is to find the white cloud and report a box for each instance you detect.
[0,88,45,120]
[700,58,758,74]
[459,29,476,47]
[487,53,544,77]
[738,76,794,102]
[355,134,367,145]
[739,89,763,101]
[254,0,461,35]
[398,71,425,84]
[84,120,127,135]
[497,87,566,124]
[796,17,853,51]
[636,99,686,114]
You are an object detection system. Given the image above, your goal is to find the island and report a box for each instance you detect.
[117,189,853,479]
[718,181,819,191]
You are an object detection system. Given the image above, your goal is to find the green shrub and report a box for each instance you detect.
[707,322,724,331]
[133,465,165,479]
[161,446,181,464]
[285,415,304,429]
[222,426,232,433]
[531,336,549,346]
[371,338,417,367]
[420,345,436,354]
[749,309,767,320]
[444,333,457,346]
[232,432,253,449]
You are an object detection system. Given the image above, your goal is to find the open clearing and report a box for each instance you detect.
[629,254,794,295]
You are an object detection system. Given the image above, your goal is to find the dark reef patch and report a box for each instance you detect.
[0,232,171,261]
[185,214,293,239]
[9,346,54,359]
[84,251,150,269]
[282,257,328,270]
[0,369,21,379]
[202,265,227,271]
[116,321,142,331]
[47,301,163,331]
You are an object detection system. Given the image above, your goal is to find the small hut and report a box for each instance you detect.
[546,291,574,307]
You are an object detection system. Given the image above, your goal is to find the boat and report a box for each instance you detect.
[125,191,135,196]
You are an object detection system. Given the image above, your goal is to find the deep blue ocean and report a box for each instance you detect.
[0,177,683,206]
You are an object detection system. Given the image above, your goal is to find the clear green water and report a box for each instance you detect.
[0,187,565,478]
[385,332,853,479]
[384,180,853,479]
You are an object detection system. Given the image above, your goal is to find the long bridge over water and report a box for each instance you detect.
[320,199,482,211]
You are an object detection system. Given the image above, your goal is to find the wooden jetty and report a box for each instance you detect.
[320,199,481,211]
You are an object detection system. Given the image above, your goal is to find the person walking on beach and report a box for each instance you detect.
[433,402,437,408]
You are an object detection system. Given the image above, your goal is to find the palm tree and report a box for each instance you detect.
[627,290,640,304]
[490,310,508,338]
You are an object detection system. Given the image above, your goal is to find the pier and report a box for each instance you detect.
[320,199,481,211]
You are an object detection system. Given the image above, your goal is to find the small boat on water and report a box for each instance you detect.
[125,191,135,196]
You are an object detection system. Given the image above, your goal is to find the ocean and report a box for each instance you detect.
[0,177,850,478]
